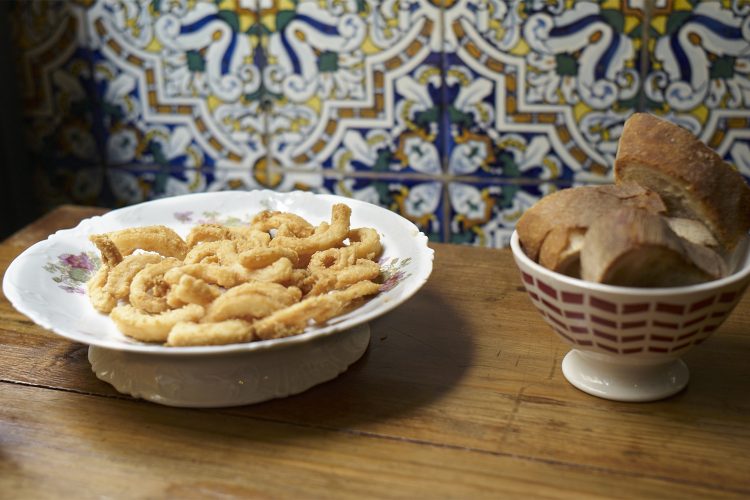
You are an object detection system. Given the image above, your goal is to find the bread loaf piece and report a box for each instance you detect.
[615,113,750,251]
[580,208,727,287]
[516,182,666,276]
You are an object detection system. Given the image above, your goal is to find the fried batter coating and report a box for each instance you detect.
[269,204,351,258]
[238,247,299,269]
[89,234,123,267]
[184,240,239,266]
[166,274,222,308]
[167,319,255,347]
[87,265,117,313]
[110,304,204,343]
[348,228,383,261]
[164,263,246,289]
[129,258,183,313]
[104,253,164,300]
[251,211,315,238]
[104,225,188,259]
[308,246,357,272]
[304,259,381,296]
[252,280,380,340]
[186,224,270,249]
[88,203,384,347]
[203,282,302,322]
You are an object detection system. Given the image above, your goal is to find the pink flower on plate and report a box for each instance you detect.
[174,211,193,223]
[59,253,94,271]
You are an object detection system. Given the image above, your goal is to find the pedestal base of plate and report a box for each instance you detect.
[561,349,689,402]
[88,324,370,408]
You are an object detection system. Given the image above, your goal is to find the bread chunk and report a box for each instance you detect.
[581,208,727,287]
[615,113,750,251]
[516,183,666,276]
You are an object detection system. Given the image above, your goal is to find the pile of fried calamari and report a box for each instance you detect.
[87,204,383,346]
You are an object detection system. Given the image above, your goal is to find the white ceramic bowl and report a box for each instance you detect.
[3,191,434,407]
[510,231,750,402]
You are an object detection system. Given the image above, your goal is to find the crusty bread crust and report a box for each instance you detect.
[516,182,666,269]
[615,113,750,250]
[581,208,727,287]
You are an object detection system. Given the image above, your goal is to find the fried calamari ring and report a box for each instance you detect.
[89,234,123,267]
[105,225,188,259]
[308,246,357,272]
[251,211,315,238]
[252,280,380,340]
[184,240,239,266]
[167,319,255,347]
[104,253,164,300]
[239,247,299,270]
[186,224,270,249]
[304,259,381,296]
[87,265,117,313]
[110,304,204,342]
[269,204,351,258]
[166,274,222,308]
[348,228,383,260]
[203,282,302,322]
[88,203,383,347]
[129,258,183,313]
[164,263,248,288]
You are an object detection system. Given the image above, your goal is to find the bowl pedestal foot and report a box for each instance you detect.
[561,349,689,402]
[88,324,371,408]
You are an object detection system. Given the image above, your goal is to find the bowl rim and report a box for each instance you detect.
[509,230,750,296]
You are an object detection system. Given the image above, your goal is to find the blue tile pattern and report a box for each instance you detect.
[8,0,750,247]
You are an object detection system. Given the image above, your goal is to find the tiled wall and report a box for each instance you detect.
[10,0,750,247]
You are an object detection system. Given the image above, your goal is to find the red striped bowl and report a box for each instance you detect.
[510,231,750,402]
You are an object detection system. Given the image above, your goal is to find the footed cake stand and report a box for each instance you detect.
[88,323,370,408]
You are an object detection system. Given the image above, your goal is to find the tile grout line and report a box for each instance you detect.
[440,1,451,243]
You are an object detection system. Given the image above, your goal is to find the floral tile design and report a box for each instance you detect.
[443,52,570,182]
[644,1,750,180]
[320,51,445,177]
[265,1,445,176]
[444,1,645,182]
[323,175,444,242]
[448,180,557,247]
[10,0,750,249]
[83,0,267,170]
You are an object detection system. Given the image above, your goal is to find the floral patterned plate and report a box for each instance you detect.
[3,190,434,355]
[3,191,434,407]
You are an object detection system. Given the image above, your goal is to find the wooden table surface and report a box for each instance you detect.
[1,205,749,498]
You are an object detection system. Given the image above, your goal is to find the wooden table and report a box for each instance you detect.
[1,205,749,498]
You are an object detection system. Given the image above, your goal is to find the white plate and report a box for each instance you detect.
[4,190,434,353]
[3,191,434,406]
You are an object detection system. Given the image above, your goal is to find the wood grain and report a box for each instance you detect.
[1,205,749,497]
[0,383,737,499]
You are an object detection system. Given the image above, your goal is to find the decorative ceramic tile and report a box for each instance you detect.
[448,180,557,247]
[106,166,216,205]
[644,1,750,180]
[444,1,646,182]
[264,1,445,175]
[84,0,267,169]
[207,166,325,193]
[443,50,570,182]
[13,2,103,168]
[319,51,445,177]
[323,175,444,242]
